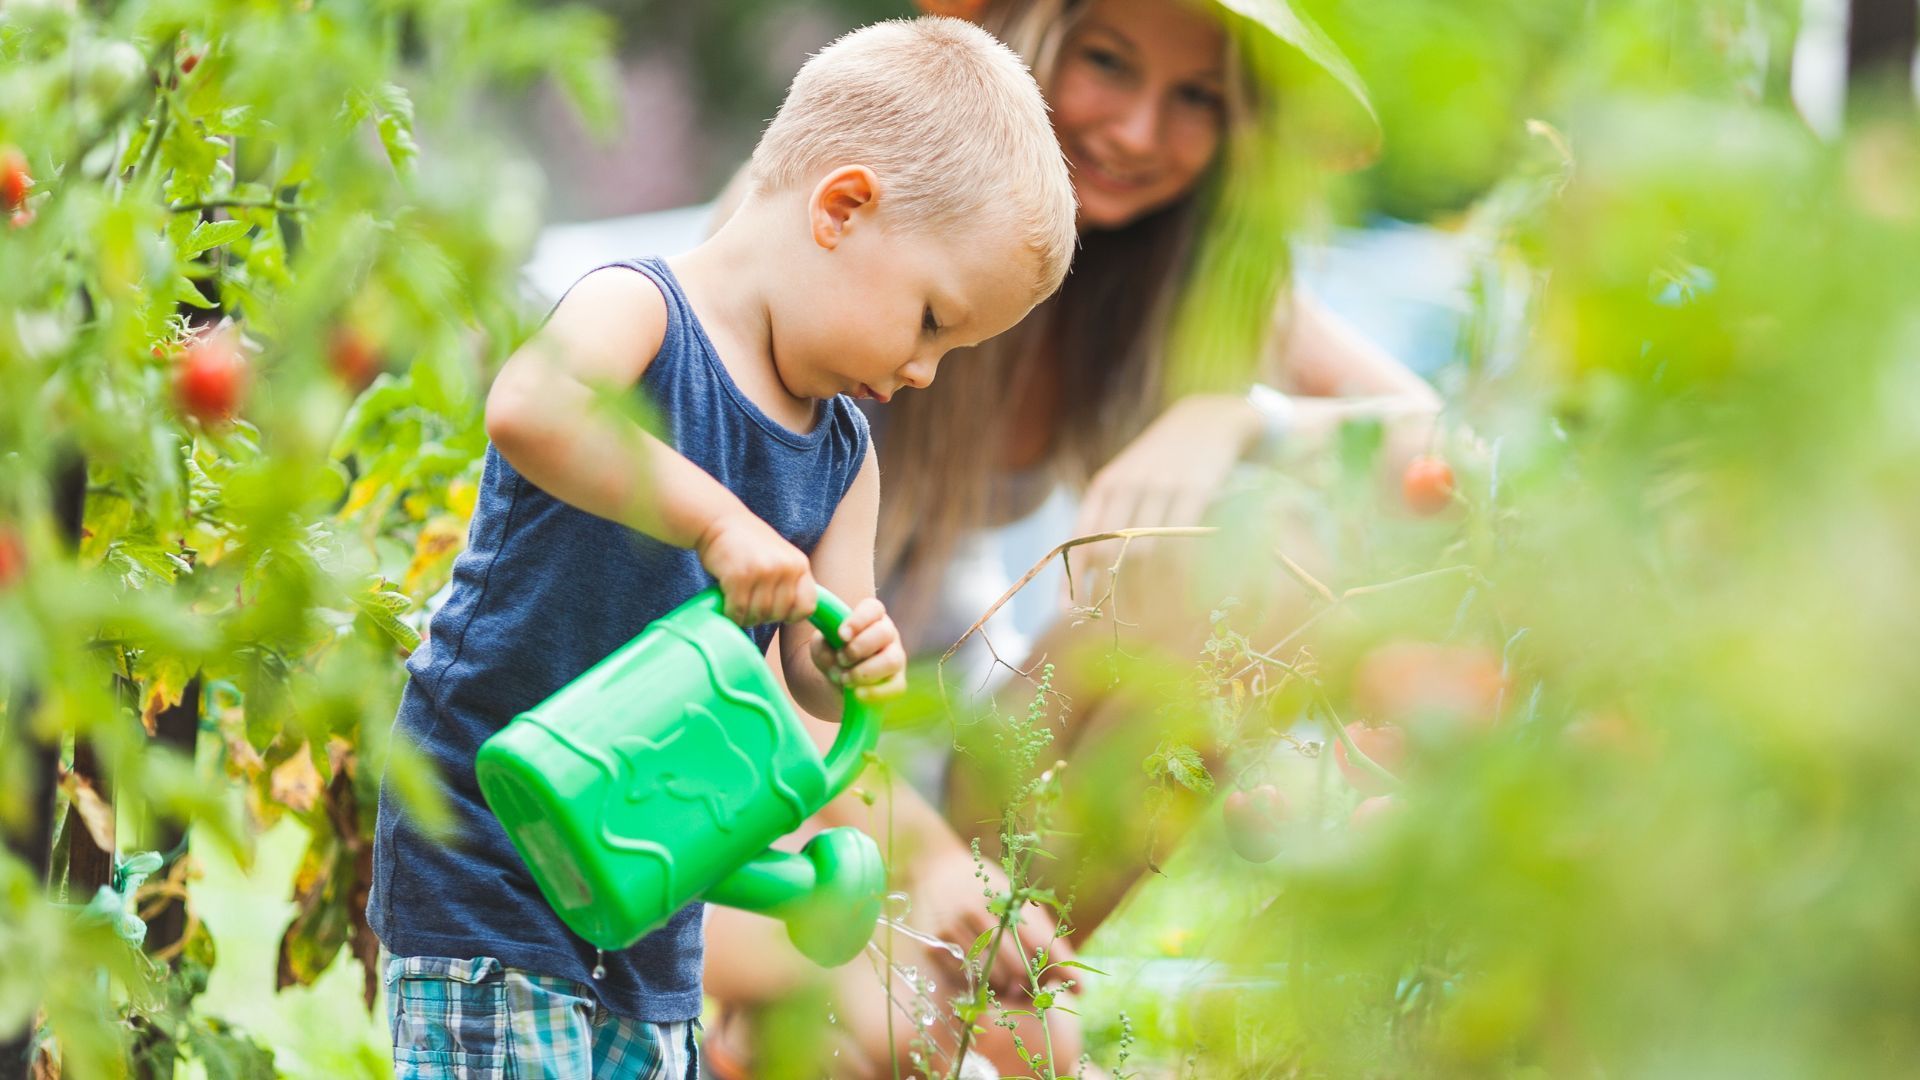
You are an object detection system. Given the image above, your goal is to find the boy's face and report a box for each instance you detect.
[768,168,1041,404]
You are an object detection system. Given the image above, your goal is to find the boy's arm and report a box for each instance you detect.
[778,451,892,720]
[486,268,746,550]
[490,269,815,624]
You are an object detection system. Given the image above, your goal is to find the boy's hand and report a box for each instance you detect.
[809,597,906,703]
[696,510,818,626]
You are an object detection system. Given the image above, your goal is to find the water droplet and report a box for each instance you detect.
[590,948,606,981]
[876,916,966,965]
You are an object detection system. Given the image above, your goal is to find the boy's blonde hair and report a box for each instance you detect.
[749,16,1076,297]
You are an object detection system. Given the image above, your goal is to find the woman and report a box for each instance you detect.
[704,1,1439,1074]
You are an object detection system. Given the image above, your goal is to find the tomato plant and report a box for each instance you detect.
[0,0,616,1075]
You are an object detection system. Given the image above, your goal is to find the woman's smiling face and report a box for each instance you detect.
[1049,0,1229,230]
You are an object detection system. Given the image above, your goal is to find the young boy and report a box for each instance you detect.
[366,16,1076,1079]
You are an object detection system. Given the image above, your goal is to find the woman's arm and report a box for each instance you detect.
[1259,291,1447,479]
[1273,289,1443,405]
[1065,289,1443,590]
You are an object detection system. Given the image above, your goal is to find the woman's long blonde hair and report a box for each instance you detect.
[876,0,1321,634]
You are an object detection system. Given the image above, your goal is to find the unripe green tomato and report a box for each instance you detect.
[81,39,146,109]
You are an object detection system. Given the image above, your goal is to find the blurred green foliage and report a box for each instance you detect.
[1057,3,1920,1077]
[3,0,1918,1077]
[571,0,902,120]
[0,0,614,1074]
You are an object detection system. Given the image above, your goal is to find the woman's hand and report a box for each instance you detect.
[904,845,1076,998]
[1067,393,1261,604]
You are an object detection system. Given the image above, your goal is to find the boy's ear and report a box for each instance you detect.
[809,165,881,250]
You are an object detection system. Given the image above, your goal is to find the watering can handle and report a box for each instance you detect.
[807,587,880,796]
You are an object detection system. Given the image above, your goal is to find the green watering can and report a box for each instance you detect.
[475,586,884,967]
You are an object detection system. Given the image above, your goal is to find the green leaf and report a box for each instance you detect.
[187,1018,278,1080]
[373,82,419,173]
[966,927,996,968]
[109,537,191,586]
[353,581,421,653]
[1144,742,1214,793]
[1335,417,1386,485]
[183,219,251,255]
[1046,959,1111,977]
[172,273,216,308]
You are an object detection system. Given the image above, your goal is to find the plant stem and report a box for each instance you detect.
[1229,562,1480,683]
[167,198,309,214]
[131,97,171,190]
[1316,691,1400,788]
[885,766,900,1080]
[948,910,1015,1079]
[940,526,1217,667]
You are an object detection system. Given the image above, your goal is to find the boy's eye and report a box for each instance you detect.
[922,306,940,335]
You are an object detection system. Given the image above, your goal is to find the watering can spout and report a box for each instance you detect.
[704,828,885,966]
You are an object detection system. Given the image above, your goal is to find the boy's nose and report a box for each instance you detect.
[897,358,935,390]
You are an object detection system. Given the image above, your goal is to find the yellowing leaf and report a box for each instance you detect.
[447,479,479,520]
[270,742,322,815]
[141,655,194,736]
[339,475,386,519]
[60,771,116,853]
[402,515,466,598]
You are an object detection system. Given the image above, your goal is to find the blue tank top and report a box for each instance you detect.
[366,256,870,1021]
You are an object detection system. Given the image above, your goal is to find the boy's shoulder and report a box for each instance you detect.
[541,262,672,385]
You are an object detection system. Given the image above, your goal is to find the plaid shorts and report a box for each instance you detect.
[385,955,698,1079]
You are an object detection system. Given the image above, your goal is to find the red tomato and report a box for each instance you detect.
[327,326,382,393]
[1349,795,1399,831]
[173,332,248,422]
[0,529,24,590]
[1333,722,1406,796]
[1222,784,1290,863]
[1402,454,1455,515]
[1353,641,1507,732]
[1,147,30,212]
